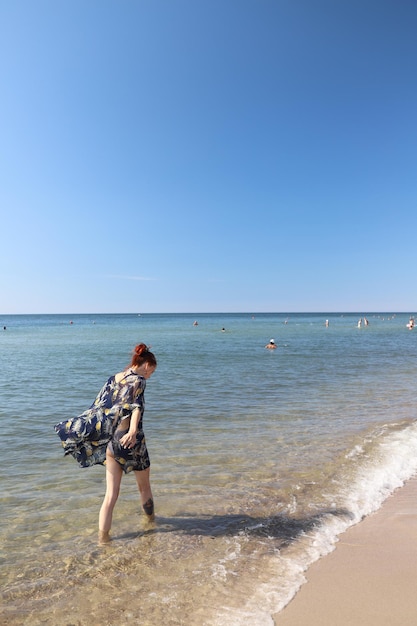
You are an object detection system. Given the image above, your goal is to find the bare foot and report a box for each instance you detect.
[98,530,111,544]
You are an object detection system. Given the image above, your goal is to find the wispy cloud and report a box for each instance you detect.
[106,275,156,281]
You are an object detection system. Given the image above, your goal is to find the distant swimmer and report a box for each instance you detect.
[407,317,415,330]
[325,320,329,327]
[357,318,362,328]
[193,321,198,326]
[265,339,277,349]
[221,327,226,332]
[364,317,369,326]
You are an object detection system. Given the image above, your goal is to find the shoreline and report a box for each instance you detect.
[273,475,417,625]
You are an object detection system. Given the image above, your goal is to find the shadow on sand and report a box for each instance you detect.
[117,507,353,546]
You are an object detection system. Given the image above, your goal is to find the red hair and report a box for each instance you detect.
[130,343,157,369]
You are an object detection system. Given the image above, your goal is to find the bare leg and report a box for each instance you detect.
[98,451,123,541]
[134,467,154,520]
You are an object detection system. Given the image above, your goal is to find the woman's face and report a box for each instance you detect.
[143,364,156,379]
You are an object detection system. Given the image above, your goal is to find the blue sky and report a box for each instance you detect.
[1,0,416,314]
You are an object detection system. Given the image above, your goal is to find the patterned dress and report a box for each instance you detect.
[54,370,150,473]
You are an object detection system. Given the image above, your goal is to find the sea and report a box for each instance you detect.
[1,312,416,626]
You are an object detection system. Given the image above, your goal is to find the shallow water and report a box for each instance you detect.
[1,312,417,624]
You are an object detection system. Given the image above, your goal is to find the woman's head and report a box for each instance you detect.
[130,343,157,376]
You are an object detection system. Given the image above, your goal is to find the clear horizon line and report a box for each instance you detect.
[1,311,414,316]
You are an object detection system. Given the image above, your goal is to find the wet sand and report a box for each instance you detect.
[274,476,417,625]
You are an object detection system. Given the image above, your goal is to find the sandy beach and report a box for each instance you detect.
[274,476,417,625]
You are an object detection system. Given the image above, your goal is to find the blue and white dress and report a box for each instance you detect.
[54,371,150,473]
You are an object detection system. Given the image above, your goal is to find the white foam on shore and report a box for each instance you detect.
[210,420,417,626]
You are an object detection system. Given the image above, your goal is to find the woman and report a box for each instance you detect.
[54,343,157,543]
